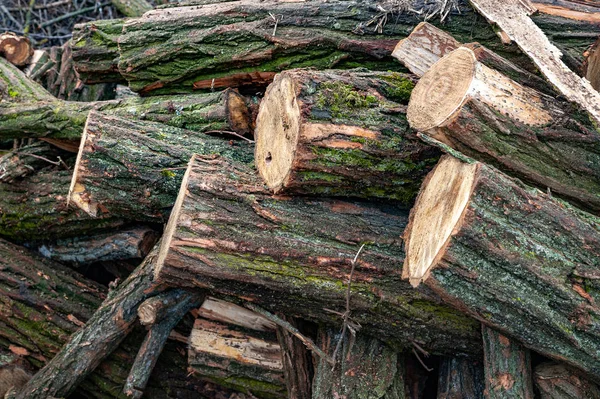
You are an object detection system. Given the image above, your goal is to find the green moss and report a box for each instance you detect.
[381,72,415,103]
[315,81,378,118]
[161,169,176,178]
[8,89,19,98]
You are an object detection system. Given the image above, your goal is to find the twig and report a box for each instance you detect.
[268,12,282,36]
[412,347,433,372]
[23,0,37,35]
[204,130,255,143]
[0,6,24,31]
[331,243,365,370]
[245,302,335,366]
[12,151,69,169]
[40,2,110,28]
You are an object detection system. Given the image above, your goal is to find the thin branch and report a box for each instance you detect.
[12,151,69,169]
[203,130,255,143]
[40,2,110,28]
[412,347,433,372]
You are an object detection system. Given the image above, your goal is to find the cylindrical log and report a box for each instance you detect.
[437,356,484,399]
[69,111,253,223]
[188,318,286,398]
[0,57,53,103]
[482,326,534,398]
[0,238,231,399]
[154,154,481,356]
[407,47,600,214]
[36,227,158,265]
[254,69,439,202]
[0,170,124,242]
[312,329,406,399]
[534,362,600,399]
[111,0,152,17]
[0,33,33,66]
[403,154,600,378]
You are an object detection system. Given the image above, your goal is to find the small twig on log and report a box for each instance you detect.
[245,303,335,366]
[12,151,69,169]
[204,130,254,143]
[412,348,433,372]
[40,2,110,28]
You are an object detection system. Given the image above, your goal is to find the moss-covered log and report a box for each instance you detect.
[0,238,236,399]
[482,326,534,399]
[312,329,406,399]
[0,169,124,242]
[437,356,484,399]
[111,0,151,17]
[403,154,600,379]
[154,154,481,355]
[534,362,600,399]
[255,69,439,202]
[407,47,600,214]
[69,111,253,223]
[0,60,251,139]
[188,318,286,398]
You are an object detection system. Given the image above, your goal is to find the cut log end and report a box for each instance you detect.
[225,89,252,135]
[407,47,476,132]
[0,33,33,66]
[403,155,478,287]
[254,73,301,192]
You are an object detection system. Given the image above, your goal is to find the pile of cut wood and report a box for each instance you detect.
[1,0,600,398]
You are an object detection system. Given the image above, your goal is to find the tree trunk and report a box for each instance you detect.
[407,46,600,215]
[254,69,439,202]
[534,362,600,399]
[312,328,406,399]
[403,154,600,379]
[69,111,253,223]
[0,169,124,242]
[482,326,534,399]
[437,356,484,399]
[0,238,235,399]
[153,154,481,356]
[188,317,287,398]
[0,62,252,140]
[12,246,164,399]
[36,227,158,265]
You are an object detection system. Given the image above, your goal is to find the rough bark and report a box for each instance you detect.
[154,154,481,356]
[123,289,204,399]
[69,111,253,223]
[437,356,484,399]
[0,60,251,139]
[403,154,600,379]
[482,326,534,399]
[0,169,124,242]
[188,318,286,398]
[36,227,158,265]
[0,238,231,399]
[276,317,313,399]
[254,69,439,202]
[407,46,600,214]
[12,246,164,399]
[468,0,600,124]
[111,0,152,17]
[0,33,32,66]
[534,362,600,399]
[312,328,406,399]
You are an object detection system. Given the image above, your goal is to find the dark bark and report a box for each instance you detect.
[312,328,406,399]
[69,111,253,223]
[276,317,313,399]
[254,69,439,202]
[12,246,164,399]
[123,289,204,399]
[403,155,600,379]
[482,326,534,399]
[437,356,484,399]
[154,154,481,356]
[188,317,287,398]
[534,362,600,399]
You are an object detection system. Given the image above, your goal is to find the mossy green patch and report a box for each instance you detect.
[315,81,378,118]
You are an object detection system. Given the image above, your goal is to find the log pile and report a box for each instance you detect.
[0,0,600,398]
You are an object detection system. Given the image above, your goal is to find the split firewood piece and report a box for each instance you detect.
[437,356,484,399]
[468,0,600,124]
[407,47,600,214]
[255,69,439,201]
[534,362,600,399]
[482,326,534,399]
[124,289,204,399]
[0,238,236,398]
[37,227,158,265]
[196,297,276,332]
[188,318,287,398]
[111,0,151,17]
[392,22,553,95]
[11,246,163,399]
[0,170,124,242]
[154,154,480,356]
[1,57,252,140]
[403,154,600,378]
[0,33,33,67]
[584,37,600,91]
[275,316,313,399]
[313,328,406,399]
[69,111,252,223]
